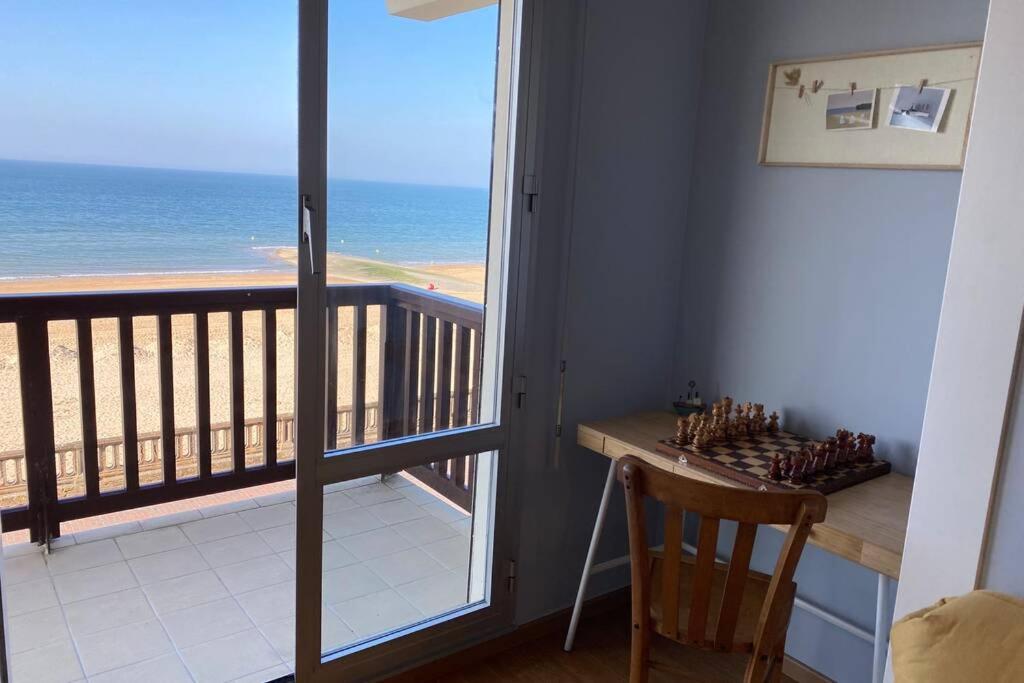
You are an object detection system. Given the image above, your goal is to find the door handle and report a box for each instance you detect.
[301,194,319,275]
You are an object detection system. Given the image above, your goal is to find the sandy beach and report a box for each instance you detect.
[0,251,485,470]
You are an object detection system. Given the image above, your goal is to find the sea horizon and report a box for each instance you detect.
[0,158,489,280]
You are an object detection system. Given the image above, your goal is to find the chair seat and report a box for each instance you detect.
[648,551,776,652]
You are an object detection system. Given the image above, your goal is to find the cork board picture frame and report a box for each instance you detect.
[759,43,982,170]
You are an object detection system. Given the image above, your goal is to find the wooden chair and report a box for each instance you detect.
[617,456,828,683]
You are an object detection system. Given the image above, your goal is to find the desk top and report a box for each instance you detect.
[578,412,912,579]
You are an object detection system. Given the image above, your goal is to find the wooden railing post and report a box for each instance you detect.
[380,303,409,440]
[16,318,60,544]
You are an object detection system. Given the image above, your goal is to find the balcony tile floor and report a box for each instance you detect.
[3,474,472,683]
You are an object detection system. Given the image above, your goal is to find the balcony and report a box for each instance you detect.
[0,283,483,682]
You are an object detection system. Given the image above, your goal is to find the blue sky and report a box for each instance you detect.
[0,1,498,187]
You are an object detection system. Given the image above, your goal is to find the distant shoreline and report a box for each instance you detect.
[0,247,485,302]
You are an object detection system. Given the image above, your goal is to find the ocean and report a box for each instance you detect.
[0,159,489,279]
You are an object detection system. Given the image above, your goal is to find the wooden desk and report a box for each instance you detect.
[566,411,913,683]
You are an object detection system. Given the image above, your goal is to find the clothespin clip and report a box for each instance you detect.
[812,80,823,93]
[849,82,856,95]
[918,78,928,93]
[798,84,805,98]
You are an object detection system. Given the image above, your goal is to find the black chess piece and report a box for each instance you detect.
[769,454,783,481]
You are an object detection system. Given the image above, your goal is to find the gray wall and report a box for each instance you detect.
[513,0,708,623]
[674,1,989,680]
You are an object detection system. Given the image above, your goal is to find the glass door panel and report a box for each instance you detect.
[295,0,524,679]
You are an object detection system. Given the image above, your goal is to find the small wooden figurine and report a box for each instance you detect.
[767,411,780,433]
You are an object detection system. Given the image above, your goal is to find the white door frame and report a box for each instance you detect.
[893,0,1024,662]
[293,0,536,680]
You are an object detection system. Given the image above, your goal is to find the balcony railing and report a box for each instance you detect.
[0,284,482,544]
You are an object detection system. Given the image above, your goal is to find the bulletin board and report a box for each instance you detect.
[758,43,981,170]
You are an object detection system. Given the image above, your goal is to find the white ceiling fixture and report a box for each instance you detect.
[386,0,497,21]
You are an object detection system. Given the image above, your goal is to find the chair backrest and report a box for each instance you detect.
[617,456,827,678]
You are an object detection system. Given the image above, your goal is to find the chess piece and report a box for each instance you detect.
[807,455,820,477]
[693,423,711,449]
[768,454,783,481]
[722,396,734,420]
[675,416,689,444]
[767,411,780,433]
[688,412,702,442]
[752,404,766,434]
[782,454,794,479]
[856,433,876,463]
[825,437,838,470]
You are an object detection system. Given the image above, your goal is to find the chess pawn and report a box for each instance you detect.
[722,396,734,421]
[675,416,689,443]
[752,404,766,433]
[688,413,702,442]
[825,437,839,470]
[807,455,820,477]
[694,424,710,449]
[768,454,783,481]
[767,411,780,433]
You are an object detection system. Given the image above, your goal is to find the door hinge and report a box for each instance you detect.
[523,174,539,212]
[507,559,517,594]
[514,374,527,409]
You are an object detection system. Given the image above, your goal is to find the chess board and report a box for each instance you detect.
[655,430,892,495]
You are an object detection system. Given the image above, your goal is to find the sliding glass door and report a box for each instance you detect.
[294,0,528,678]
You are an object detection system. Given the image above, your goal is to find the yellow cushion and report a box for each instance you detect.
[891,590,1024,682]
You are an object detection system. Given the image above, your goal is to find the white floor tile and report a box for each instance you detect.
[181,513,252,544]
[256,524,296,552]
[364,499,430,525]
[332,588,422,638]
[74,521,142,545]
[215,555,293,595]
[198,499,259,518]
[53,560,137,604]
[129,546,209,584]
[364,547,447,588]
[324,475,377,492]
[4,551,49,585]
[230,663,292,683]
[235,580,295,625]
[196,532,275,568]
[397,570,470,616]
[238,503,295,531]
[5,577,58,616]
[344,482,405,507]
[321,491,359,515]
[115,526,191,560]
[76,618,173,676]
[160,596,254,649]
[321,509,385,539]
[8,605,69,654]
[450,517,472,536]
[11,638,83,683]
[88,653,192,683]
[421,534,471,571]
[337,527,413,562]
[45,539,123,576]
[139,510,203,531]
[385,473,415,489]
[398,484,440,506]
[142,569,229,615]
[3,542,43,558]
[254,490,296,507]
[180,628,282,683]
[63,587,155,638]
[421,500,469,524]
[390,516,459,546]
[321,564,388,605]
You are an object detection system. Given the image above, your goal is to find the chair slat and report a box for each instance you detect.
[157,315,176,487]
[687,515,720,645]
[405,311,421,435]
[76,319,100,499]
[118,315,140,491]
[419,316,437,434]
[660,504,684,639]
[351,304,367,445]
[715,522,758,650]
[229,310,245,472]
[325,305,339,449]
[194,313,211,479]
[263,308,277,467]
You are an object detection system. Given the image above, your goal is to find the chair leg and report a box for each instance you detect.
[629,617,650,683]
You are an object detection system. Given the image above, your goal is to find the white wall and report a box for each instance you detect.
[895,0,1024,621]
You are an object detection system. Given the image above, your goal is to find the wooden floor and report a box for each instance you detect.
[422,603,796,683]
